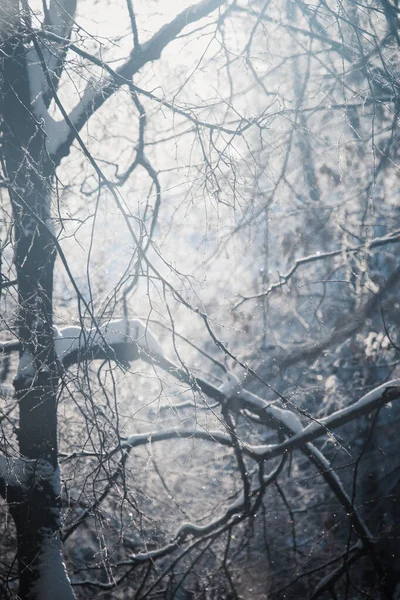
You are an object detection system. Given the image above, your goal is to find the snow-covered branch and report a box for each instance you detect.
[26,0,77,133]
[56,318,163,368]
[148,359,381,544]
[46,0,226,163]
[255,379,400,460]
[112,378,400,461]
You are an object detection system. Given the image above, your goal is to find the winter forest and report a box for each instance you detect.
[0,0,400,598]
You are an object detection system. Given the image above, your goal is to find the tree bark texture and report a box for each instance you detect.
[1,5,74,597]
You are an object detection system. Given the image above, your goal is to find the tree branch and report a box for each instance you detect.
[44,0,226,162]
[235,230,400,308]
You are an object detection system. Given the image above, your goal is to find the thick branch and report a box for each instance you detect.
[256,380,400,460]
[46,0,226,162]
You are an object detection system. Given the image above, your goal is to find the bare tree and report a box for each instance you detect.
[1,1,400,599]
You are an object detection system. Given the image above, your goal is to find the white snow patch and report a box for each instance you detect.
[26,47,57,132]
[0,457,61,492]
[267,404,303,433]
[16,351,36,384]
[342,378,400,410]
[26,40,99,158]
[54,326,83,359]
[297,378,400,440]
[55,318,163,362]
[239,388,303,434]
[34,529,75,600]
[34,460,61,494]
[45,84,98,157]
[96,318,163,356]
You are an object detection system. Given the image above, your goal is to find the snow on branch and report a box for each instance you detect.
[0,455,61,497]
[108,376,400,467]
[47,0,226,163]
[255,379,400,460]
[153,357,305,436]
[55,318,163,368]
[27,0,77,115]
[149,359,380,544]
[34,528,75,600]
[26,46,56,129]
[159,359,400,458]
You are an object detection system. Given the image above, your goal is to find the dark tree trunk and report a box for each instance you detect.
[0,4,75,598]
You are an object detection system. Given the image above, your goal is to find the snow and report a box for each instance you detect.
[239,387,304,433]
[34,529,76,600]
[249,379,400,459]
[266,403,304,433]
[26,31,98,158]
[290,378,400,442]
[54,326,84,359]
[16,351,36,385]
[333,378,400,412]
[26,47,58,138]
[0,455,74,596]
[25,0,81,158]
[94,318,163,355]
[34,460,62,497]
[0,456,33,489]
[45,84,98,157]
[219,370,242,397]
[55,318,163,362]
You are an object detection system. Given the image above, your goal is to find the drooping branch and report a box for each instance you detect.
[257,380,400,459]
[55,319,400,452]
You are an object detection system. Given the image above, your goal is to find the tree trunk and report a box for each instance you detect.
[1,5,75,598]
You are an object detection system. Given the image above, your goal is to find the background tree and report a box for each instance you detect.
[0,0,400,599]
